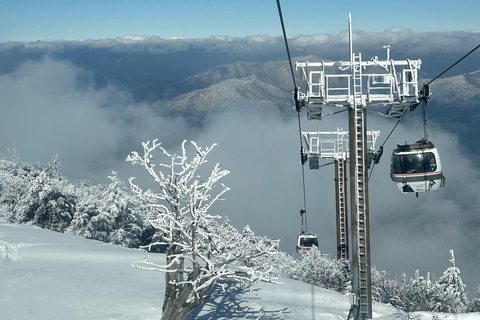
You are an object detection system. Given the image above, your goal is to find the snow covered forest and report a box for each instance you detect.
[1,143,480,317]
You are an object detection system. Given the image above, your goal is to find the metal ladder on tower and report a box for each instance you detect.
[336,158,348,261]
[355,108,369,319]
[352,52,371,319]
[353,54,363,105]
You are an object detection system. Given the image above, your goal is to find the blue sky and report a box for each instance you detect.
[1,0,479,42]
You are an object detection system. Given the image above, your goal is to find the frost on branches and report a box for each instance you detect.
[428,250,468,313]
[67,171,151,248]
[370,250,471,313]
[127,140,278,320]
[285,246,348,293]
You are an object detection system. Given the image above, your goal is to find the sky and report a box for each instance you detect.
[1,0,480,42]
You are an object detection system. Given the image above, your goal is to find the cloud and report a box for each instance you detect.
[3,29,479,80]
[0,58,192,183]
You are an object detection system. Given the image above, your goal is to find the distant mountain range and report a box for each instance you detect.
[152,60,295,119]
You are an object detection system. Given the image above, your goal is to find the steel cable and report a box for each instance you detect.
[276,0,309,231]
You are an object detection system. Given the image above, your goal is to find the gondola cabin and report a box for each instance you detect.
[296,232,318,254]
[390,141,445,193]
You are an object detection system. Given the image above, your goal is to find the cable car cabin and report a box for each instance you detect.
[296,232,318,254]
[390,141,446,194]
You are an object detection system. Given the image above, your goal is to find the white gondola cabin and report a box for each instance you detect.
[296,231,318,254]
[390,140,445,193]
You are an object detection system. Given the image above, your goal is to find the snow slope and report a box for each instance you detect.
[1,221,478,320]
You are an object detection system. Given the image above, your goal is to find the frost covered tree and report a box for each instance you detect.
[13,155,75,231]
[0,149,40,220]
[371,268,402,307]
[468,286,480,312]
[127,139,278,320]
[68,172,154,247]
[68,181,103,238]
[428,250,468,313]
[98,171,150,247]
[0,152,76,231]
[406,269,432,312]
[371,268,433,312]
[0,149,152,247]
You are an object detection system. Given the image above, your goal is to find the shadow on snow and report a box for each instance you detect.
[186,281,289,320]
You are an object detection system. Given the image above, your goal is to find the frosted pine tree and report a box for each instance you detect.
[0,150,40,221]
[127,140,278,320]
[428,250,468,313]
[68,182,103,239]
[68,172,152,247]
[95,171,145,247]
[15,156,75,231]
[468,286,480,312]
[405,270,432,312]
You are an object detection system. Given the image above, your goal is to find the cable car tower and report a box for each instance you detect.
[302,128,380,262]
[295,14,422,320]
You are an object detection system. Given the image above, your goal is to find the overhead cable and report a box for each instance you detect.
[276,0,297,89]
[368,112,405,181]
[276,0,309,230]
[426,43,480,86]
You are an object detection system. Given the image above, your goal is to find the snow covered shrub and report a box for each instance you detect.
[286,246,348,293]
[232,225,280,270]
[407,270,433,312]
[0,153,75,231]
[371,268,432,312]
[371,251,472,313]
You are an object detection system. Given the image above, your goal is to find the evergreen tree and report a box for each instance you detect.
[0,152,41,220]
[96,171,147,247]
[68,172,152,247]
[467,286,480,312]
[406,270,432,312]
[68,182,103,239]
[14,156,75,231]
[428,250,468,313]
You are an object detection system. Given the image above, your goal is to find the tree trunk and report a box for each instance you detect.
[161,265,217,320]
[162,245,184,313]
[161,283,199,320]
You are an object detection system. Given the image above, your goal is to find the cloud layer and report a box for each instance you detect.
[0,58,192,183]
[2,29,480,83]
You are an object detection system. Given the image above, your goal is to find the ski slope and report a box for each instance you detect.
[1,221,478,319]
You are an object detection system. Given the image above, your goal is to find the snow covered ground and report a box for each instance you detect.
[1,220,478,320]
